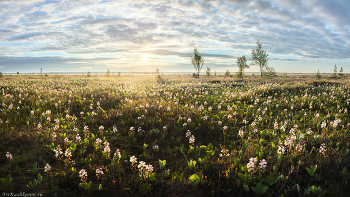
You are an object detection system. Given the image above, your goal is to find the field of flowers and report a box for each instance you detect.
[1,74,350,196]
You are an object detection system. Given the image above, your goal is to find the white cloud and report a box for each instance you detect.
[0,0,349,73]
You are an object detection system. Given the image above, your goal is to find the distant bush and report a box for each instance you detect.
[263,66,276,78]
[0,72,2,77]
[316,70,322,79]
[225,70,231,77]
[333,64,338,78]
[87,71,91,77]
[206,67,211,78]
[339,67,344,77]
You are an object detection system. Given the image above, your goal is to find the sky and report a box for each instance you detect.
[0,0,349,74]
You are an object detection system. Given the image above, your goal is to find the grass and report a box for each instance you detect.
[0,74,350,196]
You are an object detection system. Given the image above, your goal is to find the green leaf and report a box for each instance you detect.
[149,172,156,181]
[142,183,152,193]
[1,174,12,185]
[86,181,92,190]
[274,175,280,183]
[98,183,103,191]
[243,185,249,192]
[306,165,317,177]
[341,167,347,175]
[251,182,268,195]
[266,176,274,185]
[304,186,311,195]
[159,159,166,170]
[238,173,249,183]
[296,184,300,193]
[37,173,42,184]
[188,174,200,187]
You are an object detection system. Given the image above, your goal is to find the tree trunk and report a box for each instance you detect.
[260,65,263,77]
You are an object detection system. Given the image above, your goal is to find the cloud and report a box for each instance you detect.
[0,0,349,73]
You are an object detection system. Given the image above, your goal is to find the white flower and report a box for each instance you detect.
[187,117,191,123]
[239,128,244,137]
[54,145,63,158]
[114,149,121,160]
[79,169,88,181]
[95,138,102,146]
[307,128,313,135]
[259,159,267,169]
[220,149,230,157]
[153,144,159,150]
[76,134,81,142]
[6,152,12,160]
[146,164,153,173]
[277,143,285,155]
[104,145,111,154]
[295,142,303,152]
[186,130,191,138]
[113,125,118,133]
[96,167,104,176]
[44,163,51,172]
[130,156,137,165]
[84,125,89,131]
[189,135,195,144]
[319,143,326,154]
[138,161,146,170]
[65,149,72,158]
[247,157,257,172]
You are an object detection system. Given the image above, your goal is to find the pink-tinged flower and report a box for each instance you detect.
[95,138,102,145]
[189,135,195,144]
[96,166,104,176]
[99,125,104,131]
[319,143,326,154]
[79,169,88,182]
[138,161,146,170]
[64,137,69,144]
[295,142,303,152]
[146,164,153,173]
[44,163,51,172]
[54,145,63,158]
[247,157,257,172]
[153,144,159,150]
[114,149,121,160]
[277,143,285,155]
[65,149,72,158]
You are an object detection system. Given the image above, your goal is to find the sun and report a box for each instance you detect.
[140,55,150,62]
